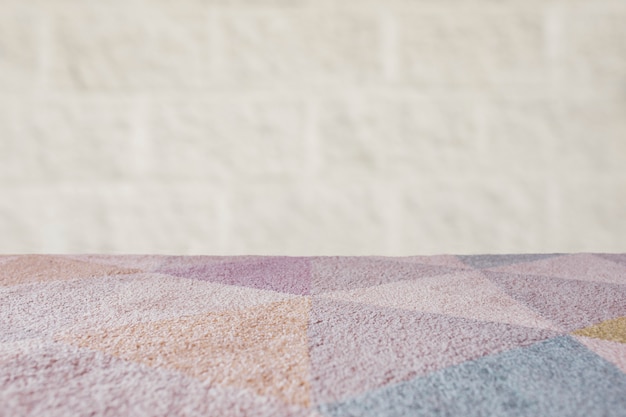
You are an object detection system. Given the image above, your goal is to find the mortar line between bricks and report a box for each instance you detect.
[130,96,152,179]
[35,8,51,94]
[303,98,320,182]
[6,174,626,191]
[208,6,223,88]
[5,88,622,102]
[216,192,232,255]
[380,11,398,83]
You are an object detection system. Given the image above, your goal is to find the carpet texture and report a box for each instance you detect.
[1,253,626,417]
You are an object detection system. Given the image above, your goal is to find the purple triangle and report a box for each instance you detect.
[595,253,626,268]
[310,257,460,294]
[484,270,626,331]
[307,297,559,405]
[156,256,311,295]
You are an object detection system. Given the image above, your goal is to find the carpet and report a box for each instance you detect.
[1,253,626,416]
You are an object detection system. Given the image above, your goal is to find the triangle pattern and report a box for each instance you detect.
[574,336,626,374]
[319,336,626,417]
[2,272,296,344]
[320,270,558,330]
[488,253,626,285]
[310,257,457,294]
[458,253,564,270]
[0,255,141,286]
[0,339,308,417]
[156,256,311,295]
[485,270,626,331]
[572,317,626,344]
[307,297,558,406]
[59,297,312,407]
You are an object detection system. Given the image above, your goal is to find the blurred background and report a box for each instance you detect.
[0,0,625,256]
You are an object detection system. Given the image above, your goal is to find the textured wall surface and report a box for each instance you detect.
[0,0,625,255]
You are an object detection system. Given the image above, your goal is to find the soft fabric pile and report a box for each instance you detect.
[1,253,626,416]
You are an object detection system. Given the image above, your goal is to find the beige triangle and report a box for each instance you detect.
[59,297,312,407]
[575,336,626,374]
[321,270,558,330]
[572,317,626,344]
[0,255,141,286]
[488,253,626,285]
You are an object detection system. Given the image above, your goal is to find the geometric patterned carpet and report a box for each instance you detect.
[1,253,626,416]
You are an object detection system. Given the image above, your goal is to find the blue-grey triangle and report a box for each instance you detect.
[458,253,565,269]
[318,336,626,417]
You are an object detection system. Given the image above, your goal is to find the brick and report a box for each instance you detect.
[397,178,549,255]
[396,11,547,89]
[147,98,308,181]
[387,98,482,174]
[0,186,110,253]
[480,98,557,174]
[556,10,626,91]
[0,102,27,182]
[550,179,626,252]
[551,99,626,174]
[100,185,222,254]
[315,97,395,180]
[217,10,382,87]
[49,5,210,91]
[0,185,223,254]
[481,96,626,174]
[0,8,42,92]
[4,100,135,182]
[315,95,481,180]
[0,188,52,253]
[227,181,389,255]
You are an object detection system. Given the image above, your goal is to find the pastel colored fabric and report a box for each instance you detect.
[1,253,626,417]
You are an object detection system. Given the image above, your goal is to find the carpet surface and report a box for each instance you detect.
[1,253,626,417]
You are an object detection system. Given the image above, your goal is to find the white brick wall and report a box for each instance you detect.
[0,0,624,255]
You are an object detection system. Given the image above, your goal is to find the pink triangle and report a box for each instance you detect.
[0,256,18,266]
[574,336,626,374]
[321,270,558,331]
[488,253,626,285]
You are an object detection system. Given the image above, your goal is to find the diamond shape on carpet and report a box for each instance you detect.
[485,271,626,331]
[1,274,295,343]
[307,297,558,405]
[318,336,626,417]
[59,297,312,407]
[310,257,457,294]
[0,340,308,417]
[320,270,557,330]
[156,257,311,295]
[487,253,626,285]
